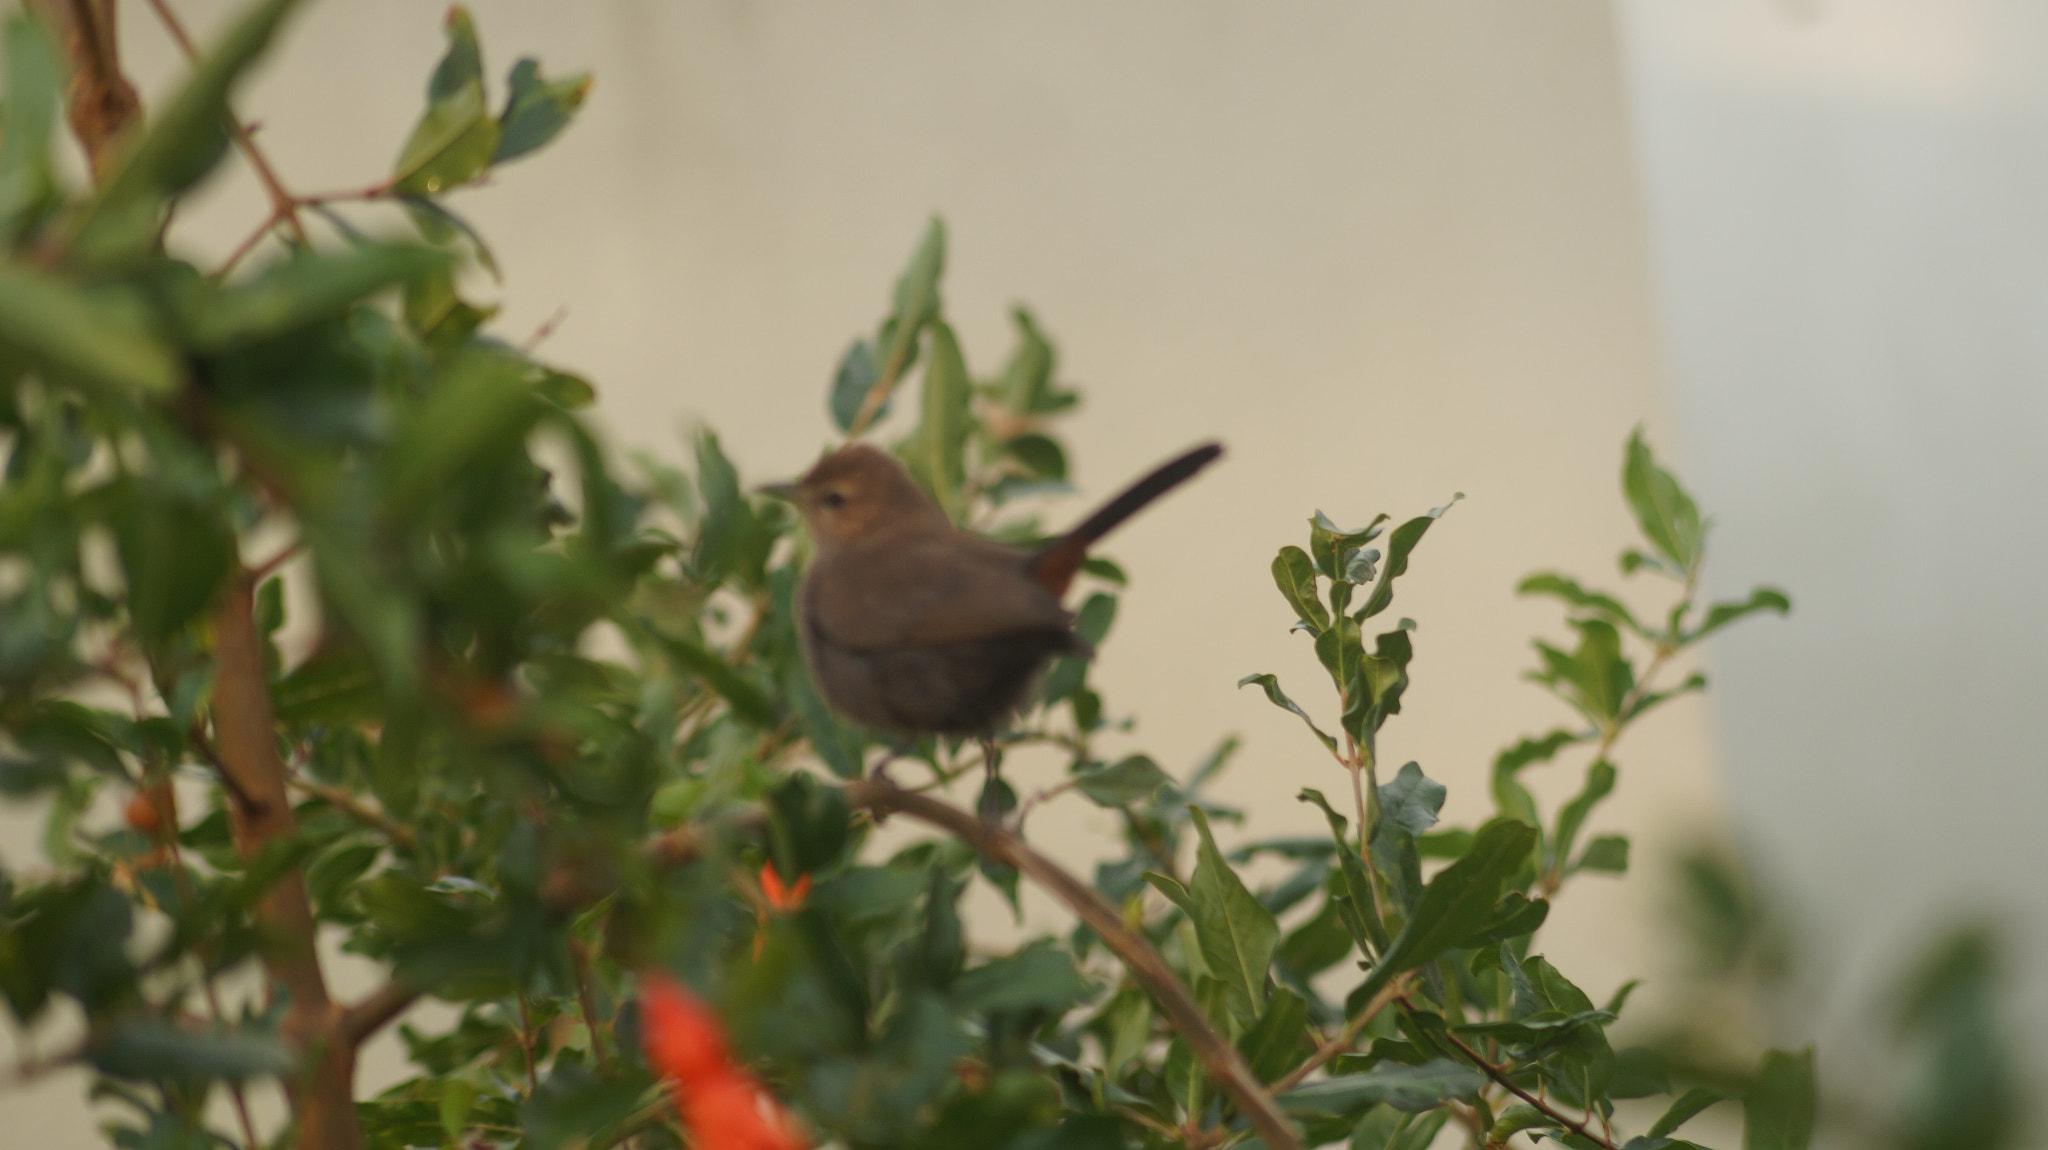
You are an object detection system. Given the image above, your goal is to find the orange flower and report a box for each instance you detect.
[759,863,811,912]
[640,973,808,1150]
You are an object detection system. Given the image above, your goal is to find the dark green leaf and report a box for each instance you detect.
[522,1065,653,1150]
[493,57,590,164]
[380,351,543,516]
[1743,1047,1816,1150]
[113,482,233,642]
[91,1020,293,1082]
[1298,788,1386,952]
[1240,673,1337,757]
[1654,1088,1732,1138]
[1273,546,1329,632]
[1689,586,1792,643]
[653,632,775,728]
[1308,510,1387,581]
[829,339,879,432]
[1278,1057,1484,1115]
[950,940,1089,1016]
[1356,495,1460,620]
[1238,986,1312,1081]
[1357,819,1539,1003]
[1459,893,1550,950]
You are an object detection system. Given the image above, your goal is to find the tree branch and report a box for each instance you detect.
[210,569,362,1150]
[27,0,139,180]
[1403,996,1619,1150]
[336,978,419,1050]
[845,776,1302,1150]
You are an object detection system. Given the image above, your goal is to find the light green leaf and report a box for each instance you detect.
[0,14,62,237]
[193,245,447,350]
[0,262,181,395]
[1552,759,1616,873]
[1576,834,1630,874]
[1623,428,1703,576]
[903,319,972,520]
[1744,1047,1816,1150]
[1689,586,1792,643]
[1188,806,1279,1027]
[1073,755,1172,807]
[392,9,499,194]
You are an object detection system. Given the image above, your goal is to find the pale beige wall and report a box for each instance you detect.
[2,2,1712,1139]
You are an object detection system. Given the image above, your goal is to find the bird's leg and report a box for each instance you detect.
[975,736,1013,825]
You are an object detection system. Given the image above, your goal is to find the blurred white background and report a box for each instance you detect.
[1,0,2041,1141]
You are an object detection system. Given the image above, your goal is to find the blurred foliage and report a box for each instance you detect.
[0,3,2011,1150]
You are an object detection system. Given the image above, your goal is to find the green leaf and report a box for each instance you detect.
[90,1020,293,1082]
[522,1065,653,1150]
[112,480,234,642]
[402,195,501,279]
[994,307,1075,416]
[1650,1086,1731,1138]
[1551,759,1616,874]
[1528,618,1633,726]
[0,14,61,238]
[1188,807,1279,1027]
[950,940,1089,1015]
[1689,586,1791,643]
[1743,1047,1816,1150]
[1308,510,1387,581]
[652,632,775,729]
[1357,819,1539,1003]
[69,0,307,261]
[1576,835,1630,874]
[1622,428,1703,576]
[1459,892,1550,950]
[391,8,500,195]
[0,262,181,395]
[380,352,543,516]
[1140,870,1196,918]
[1491,728,1581,827]
[1489,1105,1560,1142]
[1277,1057,1484,1115]
[829,339,879,431]
[1238,986,1311,1081]
[1239,673,1337,757]
[1273,546,1329,633]
[192,245,448,350]
[492,57,590,164]
[1376,762,1444,840]
[902,320,973,520]
[1298,788,1386,952]
[1073,754,1172,806]
[865,217,945,419]
[1356,495,1460,620]
[1040,592,1114,703]
[1518,572,1646,637]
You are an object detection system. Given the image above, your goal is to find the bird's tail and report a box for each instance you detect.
[1029,442,1224,596]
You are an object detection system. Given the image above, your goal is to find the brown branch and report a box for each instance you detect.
[846,776,1302,1150]
[1268,976,1407,1093]
[1403,996,1619,1150]
[290,778,418,851]
[210,569,362,1150]
[336,978,419,1050]
[28,0,140,180]
[140,0,309,247]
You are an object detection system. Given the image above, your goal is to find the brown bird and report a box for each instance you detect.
[767,442,1223,738]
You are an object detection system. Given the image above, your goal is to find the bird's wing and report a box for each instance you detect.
[804,534,1071,650]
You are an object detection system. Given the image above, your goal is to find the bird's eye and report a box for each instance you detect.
[820,490,847,509]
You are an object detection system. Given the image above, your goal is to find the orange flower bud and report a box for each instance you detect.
[759,863,810,912]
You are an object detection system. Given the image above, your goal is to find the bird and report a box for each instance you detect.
[766,441,1223,740]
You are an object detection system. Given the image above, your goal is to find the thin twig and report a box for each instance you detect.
[290,779,418,851]
[846,776,1302,1150]
[140,0,309,247]
[1268,976,1407,1093]
[570,939,612,1070]
[1403,996,1620,1150]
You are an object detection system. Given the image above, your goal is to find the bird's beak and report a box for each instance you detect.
[755,481,802,502]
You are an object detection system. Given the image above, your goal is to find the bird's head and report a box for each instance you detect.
[760,444,950,548]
